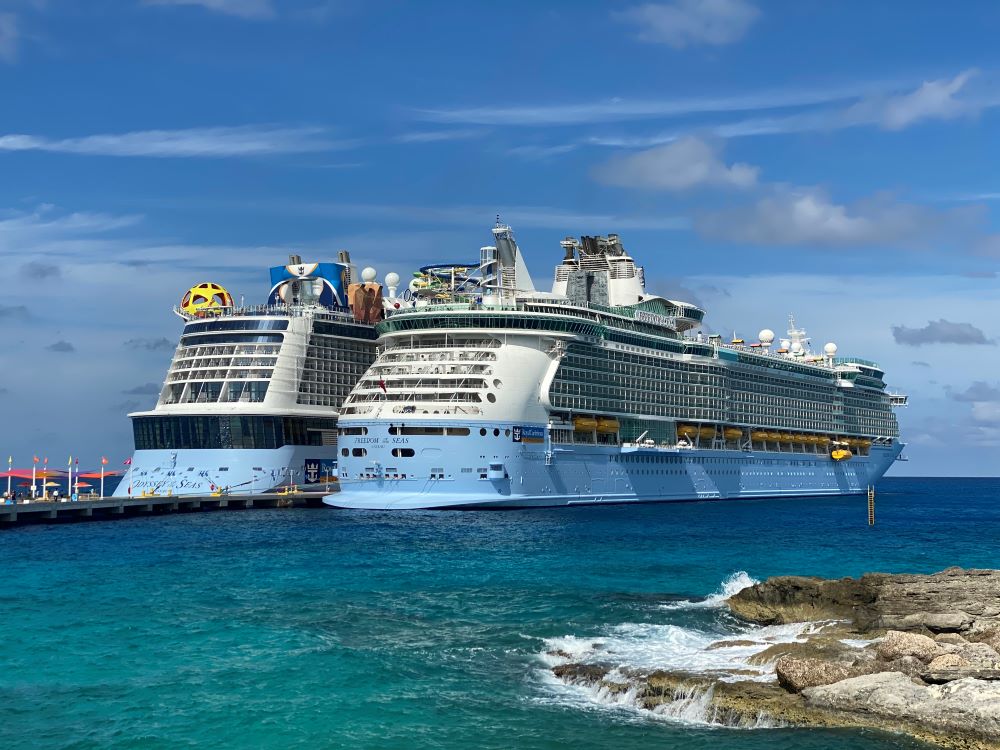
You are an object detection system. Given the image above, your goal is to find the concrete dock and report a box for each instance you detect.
[0,492,330,527]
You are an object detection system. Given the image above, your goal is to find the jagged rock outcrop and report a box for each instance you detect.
[803,672,1000,743]
[728,567,1000,634]
[550,568,1000,750]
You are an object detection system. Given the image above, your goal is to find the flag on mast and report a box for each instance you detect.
[123,457,132,465]
[101,456,109,465]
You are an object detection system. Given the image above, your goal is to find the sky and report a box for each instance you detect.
[1,0,999,476]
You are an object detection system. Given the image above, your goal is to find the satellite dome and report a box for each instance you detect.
[385,272,400,288]
[181,282,233,315]
[361,267,377,283]
[758,329,775,344]
[790,341,804,354]
[824,342,838,356]
[780,339,791,350]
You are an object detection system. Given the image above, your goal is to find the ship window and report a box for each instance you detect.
[352,448,367,457]
[391,448,415,457]
[446,427,470,436]
[486,393,497,403]
[341,448,349,457]
[340,427,368,436]
[479,428,487,436]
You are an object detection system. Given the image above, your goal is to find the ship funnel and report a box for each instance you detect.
[289,253,302,265]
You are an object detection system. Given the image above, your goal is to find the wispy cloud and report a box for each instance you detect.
[0,12,17,63]
[614,0,759,48]
[143,0,276,20]
[695,186,981,248]
[416,81,891,126]
[0,125,353,159]
[392,129,487,144]
[847,69,983,130]
[592,136,758,191]
[122,382,162,395]
[124,337,175,351]
[892,319,994,346]
[280,200,690,232]
[46,340,75,353]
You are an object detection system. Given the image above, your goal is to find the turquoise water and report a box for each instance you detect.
[2,477,997,749]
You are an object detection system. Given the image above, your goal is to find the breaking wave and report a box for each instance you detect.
[659,571,760,610]
[535,572,828,728]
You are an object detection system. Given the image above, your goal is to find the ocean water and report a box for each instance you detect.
[1,477,998,750]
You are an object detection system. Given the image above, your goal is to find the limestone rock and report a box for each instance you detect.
[775,657,865,693]
[927,654,972,670]
[928,653,971,670]
[921,668,1000,685]
[882,655,928,678]
[935,633,969,646]
[727,568,1000,634]
[803,672,1000,741]
[954,642,1000,669]
[876,630,944,663]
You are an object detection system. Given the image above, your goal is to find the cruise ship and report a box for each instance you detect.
[116,254,409,497]
[326,223,908,510]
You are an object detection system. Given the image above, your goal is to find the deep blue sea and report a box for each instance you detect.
[2,477,998,750]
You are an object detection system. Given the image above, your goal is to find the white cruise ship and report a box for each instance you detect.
[116,254,409,497]
[327,223,908,510]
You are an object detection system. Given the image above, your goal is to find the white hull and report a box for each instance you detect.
[325,425,902,510]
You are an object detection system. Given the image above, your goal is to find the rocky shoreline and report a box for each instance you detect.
[549,568,1000,749]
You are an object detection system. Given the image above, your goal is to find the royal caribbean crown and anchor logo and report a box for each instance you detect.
[512,426,545,444]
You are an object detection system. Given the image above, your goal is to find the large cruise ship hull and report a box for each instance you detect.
[114,446,340,497]
[324,423,903,510]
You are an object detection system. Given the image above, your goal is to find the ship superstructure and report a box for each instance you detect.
[116,255,408,497]
[327,223,907,510]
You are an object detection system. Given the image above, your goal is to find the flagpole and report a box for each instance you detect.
[67,456,72,502]
[6,456,11,500]
[32,458,36,499]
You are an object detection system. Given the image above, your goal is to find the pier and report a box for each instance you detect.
[0,492,329,528]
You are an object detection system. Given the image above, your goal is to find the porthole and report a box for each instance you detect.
[493,428,500,437]
[504,429,511,437]
[487,393,497,403]
[480,428,487,436]
[493,378,502,388]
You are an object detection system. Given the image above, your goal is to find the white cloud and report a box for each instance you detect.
[142,0,276,20]
[695,187,979,247]
[614,0,758,48]
[848,69,981,130]
[0,125,353,158]
[592,136,758,191]
[392,129,487,144]
[0,12,17,63]
[416,81,886,126]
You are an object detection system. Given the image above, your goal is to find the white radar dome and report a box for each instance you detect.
[780,339,791,350]
[790,342,804,354]
[758,329,775,344]
[824,342,838,356]
[361,267,377,283]
[384,272,400,288]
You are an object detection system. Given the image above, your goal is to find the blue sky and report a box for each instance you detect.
[1,0,999,475]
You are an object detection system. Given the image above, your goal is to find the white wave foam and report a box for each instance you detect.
[659,571,760,610]
[542,618,822,683]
